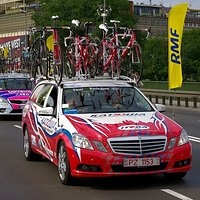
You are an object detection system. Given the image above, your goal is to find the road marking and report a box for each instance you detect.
[161,189,193,200]
[189,135,200,143]
[14,125,22,129]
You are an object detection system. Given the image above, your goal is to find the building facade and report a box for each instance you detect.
[133,2,200,36]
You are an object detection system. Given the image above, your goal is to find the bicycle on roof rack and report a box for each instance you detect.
[28,27,49,80]
[96,20,150,83]
[64,19,98,79]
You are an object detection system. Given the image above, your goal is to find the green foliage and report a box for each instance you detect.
[182,28,200,81]
[142,28,200,82]
[142,37,168,81]
[33,0,136,30]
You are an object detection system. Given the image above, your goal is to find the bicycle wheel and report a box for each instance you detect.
[30,48,40,80]
[86,44,97,78]
[52,44,63,85]
[121,42,142,83]
[65,45,76,77]
[96,42,113,77]
[40,40,49,79]
[109,53,120,78]
[53,63,63,85]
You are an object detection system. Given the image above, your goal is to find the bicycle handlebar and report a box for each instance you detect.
[120,27,151,39]
[45,26,71,30]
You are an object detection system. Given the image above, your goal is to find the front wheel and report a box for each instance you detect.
[58,141,73,185]
[23,127,42,161]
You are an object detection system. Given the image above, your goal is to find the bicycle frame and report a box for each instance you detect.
[65,20,97,78]
[120,30,141,63]
[98,22,121,77]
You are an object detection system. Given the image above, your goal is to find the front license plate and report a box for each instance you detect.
[124,157,160,167]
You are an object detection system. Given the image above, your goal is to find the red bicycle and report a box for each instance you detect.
[97,20,128,78]
[96,20,150,82]
[65,20,98,78]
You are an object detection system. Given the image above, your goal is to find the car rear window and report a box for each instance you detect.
[0,78,34,90]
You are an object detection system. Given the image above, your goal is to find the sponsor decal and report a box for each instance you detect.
[118,125,150,130]
[90,112,146,118]
[40,117,57,135]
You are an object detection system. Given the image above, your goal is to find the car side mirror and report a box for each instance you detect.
[155,104,165,112]
[38,107,54,116]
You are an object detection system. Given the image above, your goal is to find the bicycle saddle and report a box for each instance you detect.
[72,19,80,27]
[84,22,93,27]
[99,24,108,34]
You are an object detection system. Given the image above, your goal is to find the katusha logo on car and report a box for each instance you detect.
[118,125,150,130]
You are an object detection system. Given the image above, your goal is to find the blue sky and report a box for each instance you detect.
[134,0,200,9]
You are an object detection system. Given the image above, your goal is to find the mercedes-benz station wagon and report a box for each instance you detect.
[22,78,192,185]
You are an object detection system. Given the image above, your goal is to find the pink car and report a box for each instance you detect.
[0,73,35,115]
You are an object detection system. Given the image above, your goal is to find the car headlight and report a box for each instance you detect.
[72,133,94,150]
[178,129,189,146]
[0,97,8,103]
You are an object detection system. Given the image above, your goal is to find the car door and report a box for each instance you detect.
[34,84,59,160]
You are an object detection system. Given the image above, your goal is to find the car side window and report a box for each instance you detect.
[45,86,58,112]
[30,84,45,102]
[36,85,53,107]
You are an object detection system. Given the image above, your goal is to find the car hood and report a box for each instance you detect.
[0,90,32,100]
[65,111,182,138]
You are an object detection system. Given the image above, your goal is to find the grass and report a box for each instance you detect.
[142,81,200,92]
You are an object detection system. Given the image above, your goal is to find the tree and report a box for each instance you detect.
[142,37,168,81]
[33,0,136,30]
[142,28,200,82]
[182,28,200,81]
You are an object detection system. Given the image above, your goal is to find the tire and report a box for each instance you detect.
[121,43,143,83]
[40,41,49,79]
[96,42,112,76]
[53,63,63,85]
[86,44,97,78]
[23,127,42,161]
[58,141,73,185]
[65,45,76,77]
[163,172,187,179]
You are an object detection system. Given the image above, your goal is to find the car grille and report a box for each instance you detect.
[9,100,27,105]
[10,109,23,113]
[108,136,167,155]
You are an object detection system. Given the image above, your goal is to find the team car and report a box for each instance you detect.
[22,78,192,185]
[0,73,35,115]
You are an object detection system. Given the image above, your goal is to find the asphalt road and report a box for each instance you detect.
[0,108,199,200]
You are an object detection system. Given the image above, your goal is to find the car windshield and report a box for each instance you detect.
[0,78,34,90]
[62,86,154,114]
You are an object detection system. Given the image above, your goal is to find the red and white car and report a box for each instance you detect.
[22,78,192,184]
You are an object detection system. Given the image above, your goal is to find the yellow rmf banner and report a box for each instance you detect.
[168,3,188,90]
[46,35,53,51]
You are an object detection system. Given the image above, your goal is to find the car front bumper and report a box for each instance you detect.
[68,142,192,178]
[0,102,24,115]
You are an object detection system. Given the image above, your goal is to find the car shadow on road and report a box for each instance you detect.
[71,174,187,190]
[0,115,22,121]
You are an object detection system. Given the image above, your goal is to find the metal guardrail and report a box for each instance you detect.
[141,89,200,109]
